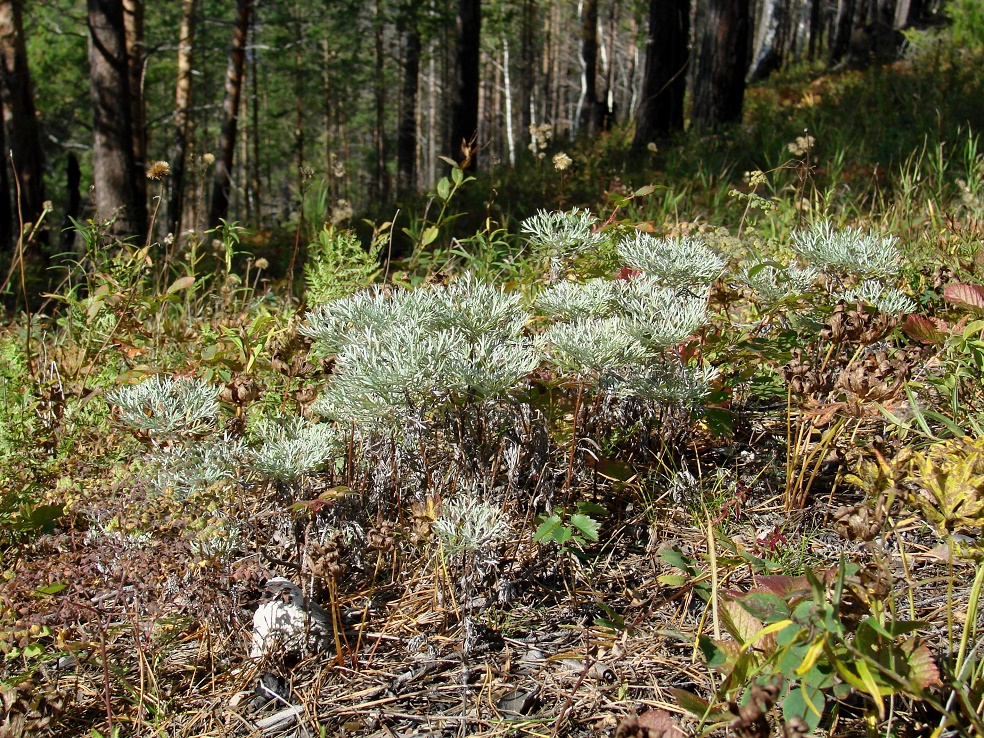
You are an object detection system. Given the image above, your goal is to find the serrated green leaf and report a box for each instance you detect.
[570,513,599,541]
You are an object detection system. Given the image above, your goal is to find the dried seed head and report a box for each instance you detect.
[146,161,171,180]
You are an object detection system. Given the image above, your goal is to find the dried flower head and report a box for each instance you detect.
[552,152,572,172]
[787,134,816,157]
[253,257,269,270]
[646,142,658,153]
[146,161,171,180]
[202,153,216,166]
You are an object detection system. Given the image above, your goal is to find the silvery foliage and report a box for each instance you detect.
[146,434,246,498]
[300,286,444,352]
[840,279,917,315]
[739,262,819,304]
[252,416,336,483]
[106,375,219,439]
[432,486,510,558]
[431,272,528,341]
[668,469,700,503]
[790,222,903,279]
[444,332,541,400]
[615,276,710,349]
[538,317,648,376]
[603,361,719,406]
[310,277,537,430]
[521,208,607,279]
[618,232,726,288]
[535,279,616,320]
[189,520,241,561]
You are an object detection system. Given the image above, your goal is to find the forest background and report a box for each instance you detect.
[1,0,978,290]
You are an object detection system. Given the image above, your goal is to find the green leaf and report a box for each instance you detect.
[451,166,463,186]
[36,582,67,596]
[783,685,824,731]
[421,226,439,246]
[737,592,791,622]
[633,184,657,197]
[436,177,451,201]
[166,275,196,295]
[533,514,563,543]
[658,574,689,587]
[575,501,608,516]
[570,513,599,541]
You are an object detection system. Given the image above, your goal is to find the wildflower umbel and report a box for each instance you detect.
[146,161,171,180]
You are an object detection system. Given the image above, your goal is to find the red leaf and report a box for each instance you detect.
[902,314,947,344]
[944,282,984,312]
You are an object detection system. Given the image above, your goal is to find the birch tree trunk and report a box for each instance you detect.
[167,0,195,238]
[88,0,145,238]
[0,0,47,248]
[208,0,251,229]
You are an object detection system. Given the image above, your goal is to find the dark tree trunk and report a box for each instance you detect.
[123,0,146,223]
[0,101,10,250]
[632,0,690,149]
[449,0,480,168]
[88,0,145,238]
[397,2,420,195]
[829,0,856,65]
[691,0,751,128]
[0,0,47,248]
[808,0,823,58]
[372,0,387,201]
[576,0,599,137]
[167,0,196,239]
[61,153,81,251]
[208,0,251,229]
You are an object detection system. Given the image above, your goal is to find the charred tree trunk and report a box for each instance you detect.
[88,0,145,238]
[208,0,251,229]
[397,3,420,194]
[167,0,195,238]
[632,0,690,150]
[0,0,47,248]
[576,0,599,138]
[690,0,751,128]
[449,0,480,168]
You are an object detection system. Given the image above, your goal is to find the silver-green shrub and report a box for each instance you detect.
[840,279,917,314]
[535,279,616,321]
[790,222,903,279]
[106,375,220,440]
[251,416,337,483]
[618,232,726,288]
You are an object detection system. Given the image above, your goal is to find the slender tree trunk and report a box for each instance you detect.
[88,0,145,238]
[749,0,785,81]
[427,49,437,185]
[830,0,856,65]
[0,102,10,250]
[208,0,251,229]
[502,36,515,166]
[519,0,534,136]
[576,0,599,138]
[251,20,261,214]
[123,0,146,220]
[396,2,420,193]
[61,153,81,251]
[632,0,690,149]
[167,0,195,238]
[808,0,823,58]
[372,0,387,200]
[449,0,481,167]
[690,0,751,128]
[0,0,47,248]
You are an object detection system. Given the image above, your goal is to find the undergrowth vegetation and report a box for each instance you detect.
[3,42,984,738]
